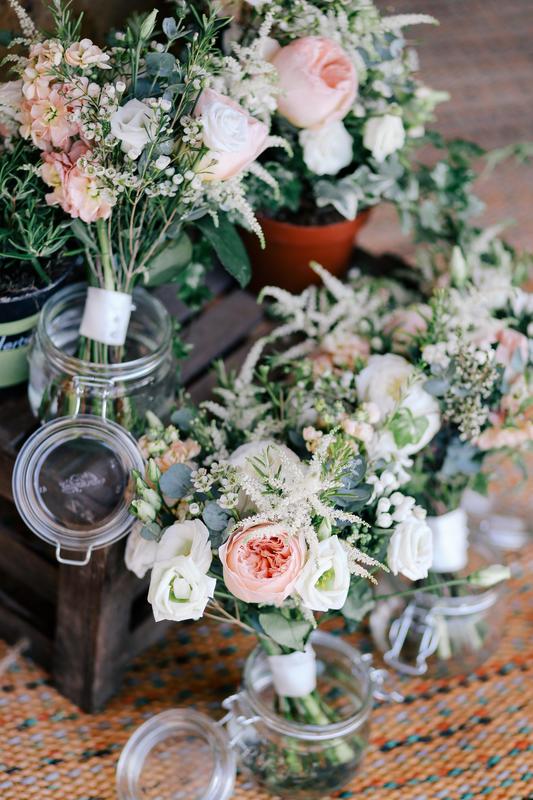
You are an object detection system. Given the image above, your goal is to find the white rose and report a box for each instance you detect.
[387,516,432,581]
[125,524,158,579]
[296,535,350,612]
[0,79,23,119]
[356,354,440,455]
[110,99,157,158]
[363,114,405,163]
[299,120,353,176]
[228,439,300,514]
[147,520,216,622]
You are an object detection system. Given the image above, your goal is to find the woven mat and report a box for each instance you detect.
[0,548,532,800]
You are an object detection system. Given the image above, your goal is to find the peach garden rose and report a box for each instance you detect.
[219,519,307,605]
[271,36,357,129]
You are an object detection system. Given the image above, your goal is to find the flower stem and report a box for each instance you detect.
[96,218,115,291]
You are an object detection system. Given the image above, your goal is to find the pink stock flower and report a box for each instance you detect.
[65,39,111,70]
[383,305,430,353]
[21,84,79,150]
[272,36,357,129]
[219,520,307,606]
[41,141,113,223]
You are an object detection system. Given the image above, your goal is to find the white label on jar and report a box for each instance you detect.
[79,287,133,347]
[428,508,469,573]
[268,644,317,697]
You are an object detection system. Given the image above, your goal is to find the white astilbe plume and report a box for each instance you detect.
[8,0,37,39]
[382,14,438,30]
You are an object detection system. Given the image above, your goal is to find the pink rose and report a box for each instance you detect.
[272,36,357,129]
[494,328,529,378]
[219,519,307,605]
[194,89,268,181]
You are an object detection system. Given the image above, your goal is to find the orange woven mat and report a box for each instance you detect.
[0,548,531,800]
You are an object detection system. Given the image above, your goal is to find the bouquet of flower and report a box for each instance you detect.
[1,0,279,355]
[124,341,447,791]
[219,0,447,224]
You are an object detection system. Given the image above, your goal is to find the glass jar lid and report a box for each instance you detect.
[116,709,236,800]
[12,414,144,565]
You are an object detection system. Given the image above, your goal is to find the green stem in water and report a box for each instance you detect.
[96,218,115,291]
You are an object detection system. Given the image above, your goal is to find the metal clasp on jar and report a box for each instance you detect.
[361,653,405,703]
[383,601,440,676]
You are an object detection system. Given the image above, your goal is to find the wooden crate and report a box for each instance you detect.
[0,249,399,712]
[0,268,269,712]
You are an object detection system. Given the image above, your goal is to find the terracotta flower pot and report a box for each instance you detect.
[242,209,371,294]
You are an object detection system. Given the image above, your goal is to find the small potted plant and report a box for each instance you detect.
[0,138,76,388]
[223,0,447,291]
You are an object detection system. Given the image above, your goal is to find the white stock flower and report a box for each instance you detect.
[125,525,158,579]
[387,516,432,581]
[147,520,216,622]
[299,120,353,176]
[296,535,351,612]
[0,80,23,119]
[363,114,405,162]
[356,354,441,456]
[110,99,157,158]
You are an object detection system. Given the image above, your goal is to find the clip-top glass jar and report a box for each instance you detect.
[28,283,176,434]
[12,414,144,565]
[116,631,402,800]
[370,540,507,679]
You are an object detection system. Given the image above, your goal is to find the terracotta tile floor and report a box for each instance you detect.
[360,0,533,257]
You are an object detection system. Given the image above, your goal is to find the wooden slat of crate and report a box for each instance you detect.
[0,277,266,712]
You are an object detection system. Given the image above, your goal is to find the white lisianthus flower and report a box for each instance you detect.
[387,516,432,581]
[356,354,441,455]
[125,524,158,579]
[227,439,300,514]
[299,120,353,176]
[148,520,216,622]
[296,535,351,612]
[363,114,405,162]
[110,98,157,158]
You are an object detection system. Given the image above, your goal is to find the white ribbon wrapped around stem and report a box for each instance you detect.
[268,644,317,698]
[79,287,133,347]
[428,508,469,573]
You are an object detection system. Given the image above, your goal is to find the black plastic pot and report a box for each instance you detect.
[0,267,76,388]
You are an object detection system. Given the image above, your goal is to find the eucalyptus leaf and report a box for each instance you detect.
[159,463,192,498]
[258,613,312,651]
[196,214,251,288]
[162,17,177,38]
[424,377,450,396]
[140,522,161,541]
[202,501,230,532]
[342,583,375,623]
[145,52,176,78]
[170,406,197,432]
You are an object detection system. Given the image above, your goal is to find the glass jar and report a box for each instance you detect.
[116,632,399,800]
[28,283,176,434]
[370,541,507,679]
[12,414,144,565]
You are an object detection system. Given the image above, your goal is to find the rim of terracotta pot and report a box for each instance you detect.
[256,207,372,235]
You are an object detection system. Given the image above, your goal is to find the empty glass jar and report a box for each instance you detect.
[116,631,398,800]
[370,540,507,679]
[28,283,176,434]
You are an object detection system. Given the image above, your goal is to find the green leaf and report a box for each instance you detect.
[196,214,251,288]
[388,407,429,448]
[202,501,229,532]
[145,52,176,78]
[170,406,197,433]
[141,522,162,541]
[143,234,193,287]
[341,583,375,623]
[70,219,98,252]
[258,612,312,651]
[159,463,192,498]
[332,483,373,511]
[162,17,178,38]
